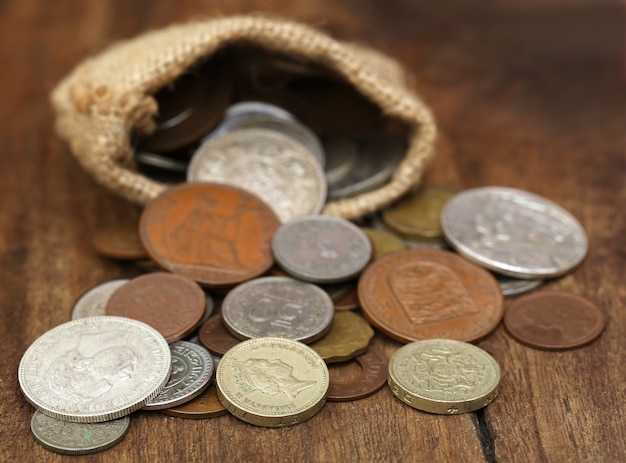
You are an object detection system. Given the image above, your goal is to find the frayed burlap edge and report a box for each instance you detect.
[50,14,436,220]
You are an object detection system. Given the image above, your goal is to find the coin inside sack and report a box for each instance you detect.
[92,224,148,261]
[71,278,129,320]
[272,215,372,284]
[216,337,329,427]
[221,276,334,344]
[139,183,280,288]
[31,411,130,455]
[188,128,326,223]
[144,341,214,410]
[441,186,588,279]
[198,315,242,356]
[309,311,374,363]
[19,316,171,423]
[327,347,388,401]
[105,272,206,343]
[388,339,500,414]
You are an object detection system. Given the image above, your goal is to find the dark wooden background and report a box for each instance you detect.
[1,1,624,461]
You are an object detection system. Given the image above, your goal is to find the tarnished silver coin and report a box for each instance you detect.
[71,279,128,320]
[441,187,588,278]
[144,341,214,410]
[495,273,543,297]
[188,128,326,223]
[222,276,334,343]
[19,316,171,423]
[30,410,130,455]
[326,134,406,199]
[272,216,372,284]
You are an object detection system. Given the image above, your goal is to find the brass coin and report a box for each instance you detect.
[92,224,147,260]
[358,248,504,343]
[161,385,227,419]
[105,272,206,343]
[361,227,406,260]
[309,311,374,364]
[382,185,459,239]
[139,183,280,288]
[198,315,241,356]
[216,337,329,427]
[327,347,388,401]
[388,339,500,414]
[503,291,606,350]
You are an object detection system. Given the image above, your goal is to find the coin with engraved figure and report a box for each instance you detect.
[504,291,606,350]
[272,215,372,284]
[441,187,588,278]
[188,128,326,223]
[31,410,130,455]
[160,385,227,419]
[144,341,214,410]
[216,337,329,427]
[140,183,280,287]
[222,277,334,344]
[309,311,374,363]
[327,347,388,401]
[358,248,503,343]
[19,316,171,422]
[388,339,500,414]
[71,279,129,320]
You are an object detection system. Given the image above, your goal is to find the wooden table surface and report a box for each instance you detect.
[1,1,624,461]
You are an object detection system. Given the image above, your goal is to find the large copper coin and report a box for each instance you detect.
[105,272,206,343]
[327,348,388,401]
[160,385,227,419]
[92,224,147,260]
[504,291,606,350]
[198,315,241,356]
[140,183,280,287]
[358,249,504,343]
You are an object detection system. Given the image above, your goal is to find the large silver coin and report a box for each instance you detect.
[272,216,372,283]
[494,273,542,297]
[188,128,326,223]
[71,279,129,320]
[144,341,214,410]
[326,134,406,200]
[441,187,588,278]
[222,276,334,343]
[19,316,171,423]
[30,410,130,455]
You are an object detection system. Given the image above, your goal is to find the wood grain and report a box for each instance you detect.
[1,1,624,461]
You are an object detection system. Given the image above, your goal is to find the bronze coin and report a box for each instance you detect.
[334,284,360,311]
[327,347,388,401]
[358,248,504,343]
[105,272,206,343]
[160,385,227,419]
[198,314,241,356]
[140,183,280,288]
[92,224,147,260]
[504,291,606,350]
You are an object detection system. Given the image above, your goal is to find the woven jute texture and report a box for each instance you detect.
[50,15,436,220]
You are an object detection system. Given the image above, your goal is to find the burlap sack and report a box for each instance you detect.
[50,14,436,220]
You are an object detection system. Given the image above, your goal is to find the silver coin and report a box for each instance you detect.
[188,128,326,223]
[19,316,171,422]
[30,410,130,455]
[323,137,358,184]
[135,151,188,173]
[326,134,406,200]
[71,279,129,320]
[144,341,214,410]
[272,216,372,283]
[221,276,334,343]
[441,187,588,278]
[494,273,542,297]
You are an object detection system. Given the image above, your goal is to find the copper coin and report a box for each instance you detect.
[334,284,359,311]
[92,224,147,260]
[198,315,241,356]
[358,248,504,343]
[105,272,206,343]
[140,183,280,287]
[327,347,388,401]
[504,291,606,350]
[160,385,227,419]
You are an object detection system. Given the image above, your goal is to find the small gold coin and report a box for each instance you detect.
[309,311,374,363]
[216,337,329,427]
[388,339,500,414]
[382,185,459,239]
[361,227,406,260]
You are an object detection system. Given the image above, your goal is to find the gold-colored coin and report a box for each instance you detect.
[361,227,406,260]
[382,185,459,239]
[388,339,500,414]
[216,337,329,427]
[309,311,374,363]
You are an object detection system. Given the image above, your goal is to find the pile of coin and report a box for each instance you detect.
[19,50,606,454]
